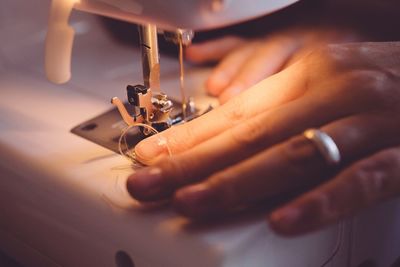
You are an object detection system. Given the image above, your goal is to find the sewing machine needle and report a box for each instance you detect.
[179,39,187,121]
[139,24,160,92]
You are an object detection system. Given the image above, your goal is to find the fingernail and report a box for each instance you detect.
[207,72,230,93]
[226,85,243,96]
[185,46,202,62]
[219,85,243,103]
[135,135,169,164]
[270,207,303,227]
[174,184,217,218]
[126,167,164,199]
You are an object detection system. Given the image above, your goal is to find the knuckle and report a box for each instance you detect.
[166,124,196,153]
[161,156,195,186]
[353,70,391,92]
[282,136,324,177]
[228,116,270,149]
[310,45,332,60]
[351,166,381,202]
[161,159,185,182]
[301,45,347,82]
[309,45,345,66]
[349,151,398,202]
[346,70,397,108]
[311,192,340,220]
[222,96,247,126]
[208,172,238,206]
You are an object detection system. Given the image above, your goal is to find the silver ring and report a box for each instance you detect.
[303,129,341,166]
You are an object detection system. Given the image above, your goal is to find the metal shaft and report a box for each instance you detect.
[138,24,160,92]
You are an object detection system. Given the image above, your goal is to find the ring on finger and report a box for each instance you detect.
[303,128,341,166]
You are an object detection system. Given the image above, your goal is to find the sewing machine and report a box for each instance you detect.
[44,0,303,135]
[1,0,400,266]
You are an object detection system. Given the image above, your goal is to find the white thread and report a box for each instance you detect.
[117,123,173,166]
[118,123,159,166]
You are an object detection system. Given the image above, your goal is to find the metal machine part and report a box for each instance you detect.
[165,29,196,120]
[45,2,196,134]
[138,24,160,92]
[125,25,196,135]
[126,84,154,123]
[151,93,174,123]
[164,29,195,46]
[71,98,187,154]
[45,0,301,85]
[114,83,193,135]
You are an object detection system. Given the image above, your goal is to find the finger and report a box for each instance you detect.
[135,49,392,165]
[205,42,258,96]
[171,113,399,218]
[268,146,400,236]
[128,84,388,203]
[135,63,307,164]
[185,36,246,64]
[218,35,300,103]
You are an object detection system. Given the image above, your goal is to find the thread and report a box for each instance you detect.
[117,123,157,166]
[117,123,172,166]
[320,221,345,267]
[178,38,187,121]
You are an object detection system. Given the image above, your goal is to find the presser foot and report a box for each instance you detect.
[71,97,208,154]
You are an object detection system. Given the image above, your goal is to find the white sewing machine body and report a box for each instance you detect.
[1,1,400,267]
[73,0,301,31]
[45,0,301,85]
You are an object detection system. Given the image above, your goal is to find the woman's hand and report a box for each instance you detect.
[127,42,400,236]
[186,28,358,103]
